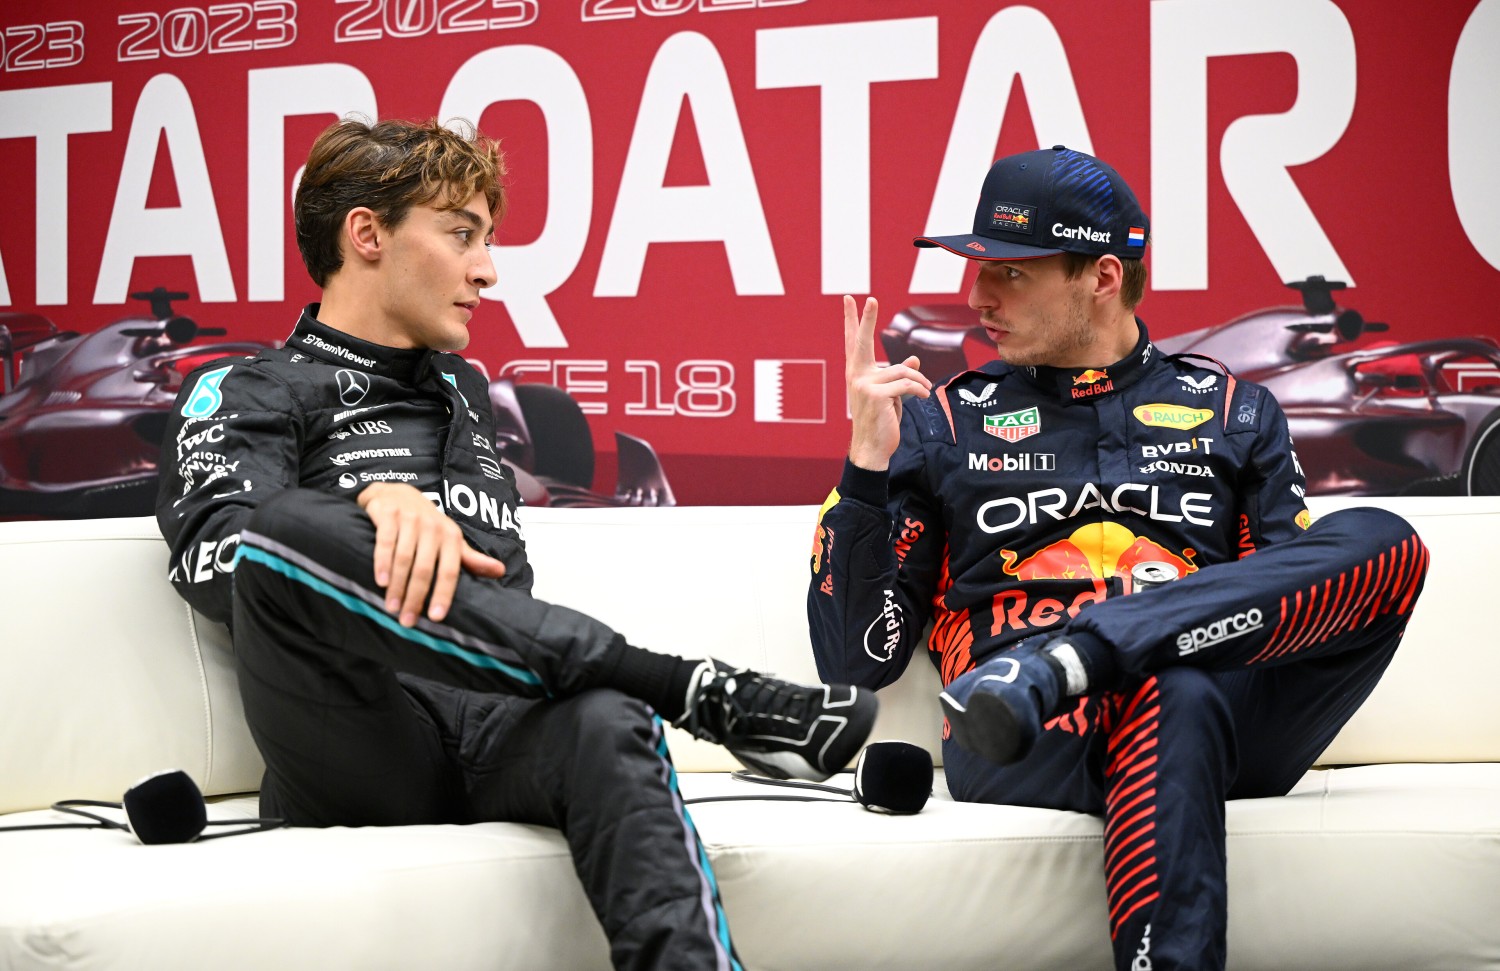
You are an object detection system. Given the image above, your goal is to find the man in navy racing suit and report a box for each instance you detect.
[158,117,876,971]
[807,146,1428,971]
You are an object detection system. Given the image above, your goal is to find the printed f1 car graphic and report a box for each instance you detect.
[881,277,1500,496]
[0,289,675,519]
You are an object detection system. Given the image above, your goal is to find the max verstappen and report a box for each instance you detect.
[808,146,1428,971]
[157,117,876,971]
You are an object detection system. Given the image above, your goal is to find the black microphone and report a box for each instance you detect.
[851,740,933,815]
[122,770,209,844]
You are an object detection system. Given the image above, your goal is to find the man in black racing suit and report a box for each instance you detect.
[158,117,875,971]
[807,146,1428,971]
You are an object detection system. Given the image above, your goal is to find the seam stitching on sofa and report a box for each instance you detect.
[184,602,214,787]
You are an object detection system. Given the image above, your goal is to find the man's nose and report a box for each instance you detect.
[472,249,496,289]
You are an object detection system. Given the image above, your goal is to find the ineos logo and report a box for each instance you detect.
[336,369,370,406]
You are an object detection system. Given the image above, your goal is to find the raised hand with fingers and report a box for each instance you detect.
[357,482,507,626]
[843,295,932,471]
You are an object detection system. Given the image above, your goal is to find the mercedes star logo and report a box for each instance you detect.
[336,369,370,406]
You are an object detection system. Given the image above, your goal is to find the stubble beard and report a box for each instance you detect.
[991,286,1096,368]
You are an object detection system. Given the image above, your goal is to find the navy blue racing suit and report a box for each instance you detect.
[158,308,741,971]
[808,321,1428,971]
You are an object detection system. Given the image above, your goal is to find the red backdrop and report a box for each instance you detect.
[2,0,1497,504]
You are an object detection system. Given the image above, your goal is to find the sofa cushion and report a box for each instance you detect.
[2,763,1496,971]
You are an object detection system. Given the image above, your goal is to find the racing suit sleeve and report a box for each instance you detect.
[155,361,303,624]
[808,404,946,690]
[1233,383,1311,553]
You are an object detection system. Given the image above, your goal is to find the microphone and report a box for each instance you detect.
[123,770,210,844]
[852,740,933,815]
[685,741,935,813]
[0,769,284,842]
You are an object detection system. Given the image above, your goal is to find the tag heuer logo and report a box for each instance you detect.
[984,406,1041,441]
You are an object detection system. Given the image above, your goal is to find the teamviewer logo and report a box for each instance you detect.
[754,359,826,423]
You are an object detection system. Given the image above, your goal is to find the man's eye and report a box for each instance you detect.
[455,229,472,243]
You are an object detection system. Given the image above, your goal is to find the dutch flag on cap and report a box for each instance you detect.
[1128,226,1146,247]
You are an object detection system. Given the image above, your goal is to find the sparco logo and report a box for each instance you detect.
[1131,924,1152,971]
[863,590,902,662]
[302,334,376,369]
[330,447,413,466]
[1177,608,1264,656]
[968,452,1056,472]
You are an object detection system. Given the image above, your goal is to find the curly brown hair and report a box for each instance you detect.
[294,117,507,287]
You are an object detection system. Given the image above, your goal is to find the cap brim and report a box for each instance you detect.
[912,234,1063,261]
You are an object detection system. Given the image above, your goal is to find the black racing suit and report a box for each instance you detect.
[808,321,1428,971]
[158,308,742,971]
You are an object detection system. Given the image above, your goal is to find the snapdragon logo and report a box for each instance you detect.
[1177,609,1264,656]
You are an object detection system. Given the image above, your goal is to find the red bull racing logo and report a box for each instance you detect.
[999,522,1198,582]
[1070,368,1114,400]
[984,406,1041,442]
[992,523,1198,636]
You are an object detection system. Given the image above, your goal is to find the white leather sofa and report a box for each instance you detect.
[2,497,1498,971]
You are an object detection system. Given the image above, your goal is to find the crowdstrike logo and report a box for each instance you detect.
[1177,609,1264,656]
[302,333,376,369]
[329,447,413,467]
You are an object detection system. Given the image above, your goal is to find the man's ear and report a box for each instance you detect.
[344,207,382,265]
[1092,255,1124,304]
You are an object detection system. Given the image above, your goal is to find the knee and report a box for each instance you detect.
[1315,506,1424,557]
[555,689,663,764]
[1121,667,1232,740]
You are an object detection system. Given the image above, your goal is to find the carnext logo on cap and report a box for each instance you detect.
[991,202,1034,235]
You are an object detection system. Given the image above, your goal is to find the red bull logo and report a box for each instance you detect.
[993,524,1198,635]
[966,241,987,252]
[1069,368,1115,400]
[1000,523,1199,582]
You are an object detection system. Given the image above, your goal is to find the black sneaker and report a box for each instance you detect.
[674,659,877,782]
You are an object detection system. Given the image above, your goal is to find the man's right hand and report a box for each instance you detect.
[844,295,932,471]
[357,482,507,627]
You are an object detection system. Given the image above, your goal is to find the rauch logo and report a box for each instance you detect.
[1132,404,1213,429]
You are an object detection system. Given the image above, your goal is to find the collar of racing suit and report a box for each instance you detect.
[1016,317,1156,403]
[288,305,433,384]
